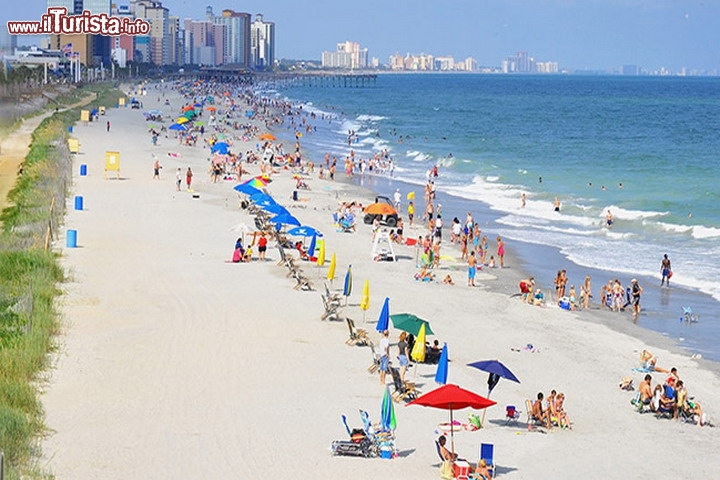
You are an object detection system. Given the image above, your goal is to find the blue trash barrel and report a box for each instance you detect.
[68,126,73,133]
[80,164,87,176]
[66,230,77,248]
[74,196,83,211]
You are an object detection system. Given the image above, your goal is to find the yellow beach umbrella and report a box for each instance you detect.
[316,239,326,267]
[407,191,416,200]
[411,323,427,363]
[327,252,337,282]
[176,117,190,124]
[360,279,370,311]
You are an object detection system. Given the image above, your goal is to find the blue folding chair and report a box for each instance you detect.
[480,443,495,478]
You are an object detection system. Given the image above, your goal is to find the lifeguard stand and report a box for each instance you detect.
[371,230,395,262]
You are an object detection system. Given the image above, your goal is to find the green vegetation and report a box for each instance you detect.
[0,82,122,479]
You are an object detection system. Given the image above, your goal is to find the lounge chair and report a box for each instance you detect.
[324,282,342,305]
[368,342,380,374]
[321,295,341,321]
[526,399,545,430]
[390,366,419,402]
[479,443,495,479]
[345,318,369,346]
[291,269,313,291]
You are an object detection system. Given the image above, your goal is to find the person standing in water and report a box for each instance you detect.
[661,254,672,287]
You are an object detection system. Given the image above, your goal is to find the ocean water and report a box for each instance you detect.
[262,73,720,359]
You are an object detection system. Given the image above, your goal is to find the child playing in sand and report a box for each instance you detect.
[442,274,455,285]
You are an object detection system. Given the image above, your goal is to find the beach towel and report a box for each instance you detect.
[633,367,654,373]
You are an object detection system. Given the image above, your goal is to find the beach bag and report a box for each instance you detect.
[232,248,242,263]
[668,270,673,278]
[440,460,454,479]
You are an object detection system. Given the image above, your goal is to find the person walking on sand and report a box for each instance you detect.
[661,254,672,287]
[106,121,110,132]
[497,236,506,268]
[186,167,193,191]
[257,232,268,261]
[467,251,477,286]
[153,157,162,179]
[631,279,643,318]
[175,167,182,191]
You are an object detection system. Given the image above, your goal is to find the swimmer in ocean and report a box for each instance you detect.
[553,197,561,212]
[605,209,614,227]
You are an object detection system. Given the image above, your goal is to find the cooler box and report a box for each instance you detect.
[453,460,470,480]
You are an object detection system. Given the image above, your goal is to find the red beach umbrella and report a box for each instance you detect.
[407,384,496,456]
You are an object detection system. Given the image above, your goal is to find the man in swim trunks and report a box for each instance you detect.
[638,374,653,409]
[661,254,671,287]
[467,251,477,287]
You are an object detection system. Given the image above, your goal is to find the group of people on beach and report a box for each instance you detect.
[634,351,708,427]
[530,390,572,430]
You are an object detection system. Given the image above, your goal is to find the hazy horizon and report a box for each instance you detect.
[3,1,719,72]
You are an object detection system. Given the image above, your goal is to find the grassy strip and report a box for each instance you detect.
[0,82,123,479]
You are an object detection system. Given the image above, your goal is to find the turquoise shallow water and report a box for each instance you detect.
[263,73,720,359]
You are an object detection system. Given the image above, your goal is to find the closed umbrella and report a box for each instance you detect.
[327,252,337,283]
[435,343,449,385]
[308,233,317,258]
[343,265,353,305]
[407,384,496,457]
[411,323,426,363]
[376,297,390,332]
[381,385,397,431]
[360,279,370,321]
[316,239,326,267]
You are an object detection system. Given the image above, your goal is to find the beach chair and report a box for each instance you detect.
[505,405,520,425]
[321,295,341,321]
[292,270,313,291]
[368,342,381,374]
[479,443,495,478]
[390,367,419,402]
[526,399,545,429]
[324,282,342,305]
[345,318,370,346]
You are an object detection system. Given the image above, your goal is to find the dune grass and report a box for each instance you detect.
[0,82,122,480]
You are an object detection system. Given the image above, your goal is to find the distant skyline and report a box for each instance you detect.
[3,0,719,72]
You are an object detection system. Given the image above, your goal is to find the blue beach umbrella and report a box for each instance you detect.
[381,385,397,431]
[343,265,353,304]
[308,233,317,258]
[435,343,449,385]
[376,297,390,333]
[168,123,186,131]
[233,183,262,196]
[211,142,229,154]
[467,359,521,389]
[264,203,290,216]
[271,212,301,228]
[287,226,323,238]
[249,192,275,204]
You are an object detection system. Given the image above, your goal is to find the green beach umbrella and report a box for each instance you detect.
[390,313,434,336]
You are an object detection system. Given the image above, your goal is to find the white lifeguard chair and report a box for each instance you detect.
[371,230,396,262]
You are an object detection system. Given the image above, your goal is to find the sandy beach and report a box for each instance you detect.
[40,83,720,480]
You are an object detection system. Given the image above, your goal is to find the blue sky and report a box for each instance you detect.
[4,0,719,71]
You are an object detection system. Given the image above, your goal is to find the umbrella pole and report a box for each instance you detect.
[450,408,455,458]
[480,390,491,428]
